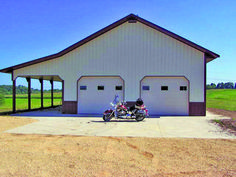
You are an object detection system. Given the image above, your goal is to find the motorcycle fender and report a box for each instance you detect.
[103,109,113,114]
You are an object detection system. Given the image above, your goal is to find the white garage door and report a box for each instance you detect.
[78,76,124,114]
[141,77,189,116]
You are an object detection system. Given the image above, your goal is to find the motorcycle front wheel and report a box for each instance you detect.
[135,113,145,122]
[103,113,113,122]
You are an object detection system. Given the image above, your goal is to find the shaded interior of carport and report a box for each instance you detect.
[11,75,63,113]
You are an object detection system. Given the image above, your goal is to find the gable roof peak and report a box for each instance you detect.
[0,14,219,73]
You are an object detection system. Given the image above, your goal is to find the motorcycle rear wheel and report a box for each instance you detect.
[103,113,113,122]
[135,113,145,122]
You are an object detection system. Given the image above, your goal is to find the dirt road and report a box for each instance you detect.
[0,116,235,176]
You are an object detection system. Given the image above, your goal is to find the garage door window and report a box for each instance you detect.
[80,86,87,90]
[115,86,122,90]
[142,86,150,91]
[161,86,168,91]
[180,86,187,91]
[97,86,104,90]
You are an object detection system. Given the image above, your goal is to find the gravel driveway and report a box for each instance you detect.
[6,111,235,139]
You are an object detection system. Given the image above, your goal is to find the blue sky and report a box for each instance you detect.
[0,0,235,89]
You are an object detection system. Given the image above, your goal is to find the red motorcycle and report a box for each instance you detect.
[103,95,148,122]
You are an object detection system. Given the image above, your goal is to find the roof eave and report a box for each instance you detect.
[0,67,13,73]
[205,53,220,63]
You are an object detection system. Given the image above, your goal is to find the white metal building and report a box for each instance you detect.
[0,14,219,116]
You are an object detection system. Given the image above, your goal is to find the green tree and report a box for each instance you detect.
[210,83,216,89]
[0,91,5,105]
[206,83,216,89]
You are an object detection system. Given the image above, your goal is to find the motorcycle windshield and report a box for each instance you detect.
[112,94,120,105]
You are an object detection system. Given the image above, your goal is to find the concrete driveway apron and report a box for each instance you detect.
[5,111,235,139]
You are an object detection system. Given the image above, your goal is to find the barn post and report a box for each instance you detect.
[39,78,43,108]
[50,79,54,107]
[12,79,16,113]
[26,77,31,110]
[62,80,64,113]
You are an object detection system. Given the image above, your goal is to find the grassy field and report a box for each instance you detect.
[0,92,62,113]
[206,89,236,111]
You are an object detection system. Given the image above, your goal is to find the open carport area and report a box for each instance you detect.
[5,111,235,139]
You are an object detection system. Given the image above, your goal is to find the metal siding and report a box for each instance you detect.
[14,22,204,102]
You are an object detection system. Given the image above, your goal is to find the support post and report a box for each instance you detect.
[26,77,31,110]
[62,80,64,113]
[12,79,16,113]
[50,79,54,107]
[62,80,64,102]
[39,78,43,108]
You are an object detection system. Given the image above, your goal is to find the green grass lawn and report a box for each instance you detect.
[206,89,236,111]
[0,92,62,113]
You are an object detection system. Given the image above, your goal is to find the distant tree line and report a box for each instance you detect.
[0,85,62,95]
[206,82,236,89]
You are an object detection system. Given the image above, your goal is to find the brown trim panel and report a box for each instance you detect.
[189,102,205,116]
[62,101,78,114]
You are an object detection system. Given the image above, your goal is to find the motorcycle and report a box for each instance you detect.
[103,95,148,122]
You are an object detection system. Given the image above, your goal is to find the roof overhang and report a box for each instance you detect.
[15,75,63,82]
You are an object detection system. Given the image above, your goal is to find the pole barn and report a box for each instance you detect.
[0,14,219,116]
